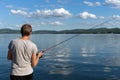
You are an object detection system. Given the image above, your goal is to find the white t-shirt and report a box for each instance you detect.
[8,39,38,76]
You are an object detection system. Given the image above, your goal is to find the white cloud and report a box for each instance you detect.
[83,1,94,6]
[95,2,101,6]
[50,21,63,26]
[29,8,71,18]
[10,9,28,16]
[25,21,64,26]
[98,15,120,28]
[83,1,101,6]
[102,20,120,28]
[105,0,120,9]
[78,12,97,19]
[112,15,120,19]
[98,16,105,19]
[78,12,105,19]
[40,21,64,26]
[10,8,71,18]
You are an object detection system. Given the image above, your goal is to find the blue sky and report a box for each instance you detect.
[0,0,120,31]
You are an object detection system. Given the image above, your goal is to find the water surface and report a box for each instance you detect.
[1,34,120,80]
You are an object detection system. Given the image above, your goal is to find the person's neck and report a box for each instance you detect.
[21,36,30,40]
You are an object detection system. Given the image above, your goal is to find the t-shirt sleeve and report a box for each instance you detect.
[32,44,38,54]
[8,40,13,50]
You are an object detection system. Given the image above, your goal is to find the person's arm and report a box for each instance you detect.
[7,50,12,60]
[31,51,43,67]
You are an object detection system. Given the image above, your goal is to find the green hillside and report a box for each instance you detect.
[0,28,120,34]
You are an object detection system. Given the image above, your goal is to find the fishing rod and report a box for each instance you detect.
[41,18,115,53]
[43,34,80,52]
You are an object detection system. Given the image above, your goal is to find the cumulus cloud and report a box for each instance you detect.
[78,12,97,19]
[10,9,28,16]
[77,11,104,19]
[112,15,120,19]
[30,8,71,18]
[10,8,71,18]
[105,0,120,9]
[83,1,101,6]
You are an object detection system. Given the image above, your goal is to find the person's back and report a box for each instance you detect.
[9,39,38,75]
[7,24,43,80]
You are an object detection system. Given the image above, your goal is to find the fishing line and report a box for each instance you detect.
[42,18,116,53]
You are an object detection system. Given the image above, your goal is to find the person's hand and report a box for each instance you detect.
[37,51,44,58]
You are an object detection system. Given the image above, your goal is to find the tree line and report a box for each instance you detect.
[0,28,120,34]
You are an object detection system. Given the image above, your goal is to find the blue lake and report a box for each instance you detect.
[1,34,120,80]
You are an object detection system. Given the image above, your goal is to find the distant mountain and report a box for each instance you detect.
[0,28,20,34]
[58,28,120,34]
[0,28,120,34]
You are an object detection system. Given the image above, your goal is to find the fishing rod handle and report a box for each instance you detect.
[41,50,45,53]
[36,54,44,59]
[36,50,45,58]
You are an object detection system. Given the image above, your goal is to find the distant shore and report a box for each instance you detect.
[0,28,120,34]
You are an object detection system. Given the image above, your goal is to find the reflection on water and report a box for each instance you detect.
[81,47,96,57]
[43,47,73,76]
[103,66,111,72]
[1,34,120,80]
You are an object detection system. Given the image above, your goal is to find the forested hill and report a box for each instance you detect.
[0,28,120,34]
